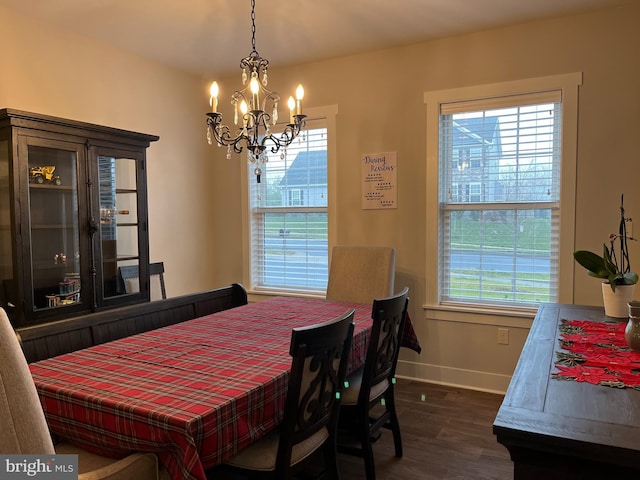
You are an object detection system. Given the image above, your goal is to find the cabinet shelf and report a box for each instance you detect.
[29,184,75,192]
[32,262,80,270]
[103,254,139,263]
[31,224,77,230]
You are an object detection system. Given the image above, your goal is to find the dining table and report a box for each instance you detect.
[493,303,640,478]
[29,296,421,480]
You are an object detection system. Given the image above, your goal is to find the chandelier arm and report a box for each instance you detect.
[231,136,246,155]
[263,116,307,154]
[260,90,280,113]
[206,113,247,154]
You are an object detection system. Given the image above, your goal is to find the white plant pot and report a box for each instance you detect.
[601,283,636,318]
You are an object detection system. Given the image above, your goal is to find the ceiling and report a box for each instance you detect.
[0,0,634,77]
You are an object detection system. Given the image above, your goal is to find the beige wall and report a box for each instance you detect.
[0,5,218,296]
[2,3,639,392]
[208,3,640,392]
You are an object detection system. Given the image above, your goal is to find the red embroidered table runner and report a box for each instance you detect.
[552,319,640,389]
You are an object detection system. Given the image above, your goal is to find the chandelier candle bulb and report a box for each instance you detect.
[288,96,295,124]
[250,76,260,110]
[209,82,219,112]
[240,100,248,126]
[296,84,304,114]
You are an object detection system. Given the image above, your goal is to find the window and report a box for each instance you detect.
[247,112,335,294]
[425,74,581,311]
[288,189,304,206]
[451,183,459,202]
[468,182,482,203]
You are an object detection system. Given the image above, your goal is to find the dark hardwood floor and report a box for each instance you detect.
[209,379,513,480]
[337,379,513,480]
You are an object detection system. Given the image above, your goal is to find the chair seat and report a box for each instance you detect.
[224,427,329,472]
[342,367,390,406]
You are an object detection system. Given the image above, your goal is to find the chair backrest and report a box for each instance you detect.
[360,287,409,404]
[120,262,166,300]
[276,309,355,474]
[326,246,395,305]
[0,308,56,454]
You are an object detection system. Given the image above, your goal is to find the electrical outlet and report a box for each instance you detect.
[498,327,509,345]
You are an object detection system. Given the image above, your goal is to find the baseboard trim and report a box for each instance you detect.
[396,359,511,395]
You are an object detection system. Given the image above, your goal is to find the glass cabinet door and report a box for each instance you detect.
[26,142,82,312]
[98,154,143,299]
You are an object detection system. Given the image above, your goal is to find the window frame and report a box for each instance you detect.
[241,105,338,299]
[424,73,582,315]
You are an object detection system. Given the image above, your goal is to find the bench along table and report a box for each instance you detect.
[493,303,640,479]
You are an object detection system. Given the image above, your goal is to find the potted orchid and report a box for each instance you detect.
[573,194,637,317]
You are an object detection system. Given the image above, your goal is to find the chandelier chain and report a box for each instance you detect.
[250,0,257,55]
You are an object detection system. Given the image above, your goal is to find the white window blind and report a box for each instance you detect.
[439,91,562,308]
[249,122,328,293]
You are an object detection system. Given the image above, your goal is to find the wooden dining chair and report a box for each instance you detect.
[120,261,167,300]
[214,309,356,480]
[325,246,396,305]
[0,307,163,480]
[337,287,409,480]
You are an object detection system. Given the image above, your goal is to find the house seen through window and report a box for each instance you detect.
[248,125,328,292]
[439,91,563,308]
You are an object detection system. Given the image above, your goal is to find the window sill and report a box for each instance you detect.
[247,287,326,303]
[423,302,536,328]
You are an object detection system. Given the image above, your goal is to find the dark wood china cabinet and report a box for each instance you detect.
[0,109,158,327]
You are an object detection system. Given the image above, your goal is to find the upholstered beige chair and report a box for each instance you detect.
[0,307,161,480]
[326,246,396,305]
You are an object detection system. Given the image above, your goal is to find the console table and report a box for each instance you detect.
[493,303,640,479]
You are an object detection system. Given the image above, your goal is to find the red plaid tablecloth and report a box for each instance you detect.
[31,297,415,480]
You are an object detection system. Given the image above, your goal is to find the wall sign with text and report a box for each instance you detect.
[362,152,397,209]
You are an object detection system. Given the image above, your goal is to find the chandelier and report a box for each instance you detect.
[206,0,306,183]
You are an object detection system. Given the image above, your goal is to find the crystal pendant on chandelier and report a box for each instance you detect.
[204,0,306,183]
